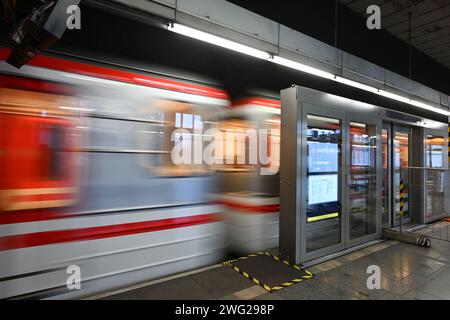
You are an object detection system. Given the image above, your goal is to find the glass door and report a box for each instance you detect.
[302,105,346,260]
[424,133,447,222]
[393,126,411,226]
[301,105,380,261]
[347,116,379,245]
[305,114,344,253]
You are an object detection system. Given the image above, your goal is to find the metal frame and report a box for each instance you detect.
[280,86,448,264]
[382,122,393,228]
[280,86,381,264]
[300,103,346,262]
[345,111,382,249]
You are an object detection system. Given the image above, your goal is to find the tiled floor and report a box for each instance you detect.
[97,237,450,300]
[416,221,450,242]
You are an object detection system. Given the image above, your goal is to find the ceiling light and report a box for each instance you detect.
[270,55,335,80]
[333,76,378,93]
[168,23,271,60]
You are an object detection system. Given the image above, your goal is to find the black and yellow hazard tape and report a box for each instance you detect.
[416,235,431,247]
[222,251,314,293]
[399,180,404,216]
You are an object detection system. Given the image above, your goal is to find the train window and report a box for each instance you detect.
[216,116,280,174]
[218,119,257,172]
[137,99,216,177]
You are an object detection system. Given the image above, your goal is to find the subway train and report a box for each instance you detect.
[0,47,236,299]
[216,97,281,254]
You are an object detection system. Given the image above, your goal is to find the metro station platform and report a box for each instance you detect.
[87,224,450,300]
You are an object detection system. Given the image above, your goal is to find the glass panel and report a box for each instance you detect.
[394,131,410,221]
[381,128,390,227]
[425,135,446,220]
[306,115,342,252]
[349,122,377,240]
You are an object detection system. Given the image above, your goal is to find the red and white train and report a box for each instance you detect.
[0,47,232,299]
[216,97,281,254]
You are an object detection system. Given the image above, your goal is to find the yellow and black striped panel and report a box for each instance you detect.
[399,179,404,216]
[223,251,314,292]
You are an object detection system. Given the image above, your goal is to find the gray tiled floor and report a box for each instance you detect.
[100,237,450,300]
[416,221,450,241]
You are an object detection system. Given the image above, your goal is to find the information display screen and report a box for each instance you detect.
[308,174,338,205]
[308,143,338,173]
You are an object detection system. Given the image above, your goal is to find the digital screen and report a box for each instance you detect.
[308,142,338,173]
[308,174,338,205]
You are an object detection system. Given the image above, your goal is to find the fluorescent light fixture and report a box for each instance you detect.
[168,23,449,117]
[409,99,450,116]
[270,55,335,79]
[168,23,271,60]
[378,90,450,116]
[333,76,378,93]
[377,90,411,104]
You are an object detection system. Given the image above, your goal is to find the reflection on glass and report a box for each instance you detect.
[136,100,214,176]
[216,116,280,174]
[425,135,445,220]
[306,115,341,252]
[394,131,410,221]
[381,129,389,227]
[349,122,377,240]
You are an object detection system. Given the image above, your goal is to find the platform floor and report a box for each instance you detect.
[416,220,450,242]
[90,237,450,300]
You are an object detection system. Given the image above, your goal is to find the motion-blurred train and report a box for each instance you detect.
[0,47,281,298]
[216,97,280,254]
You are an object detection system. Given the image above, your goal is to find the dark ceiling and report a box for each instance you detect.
[340,0,450,70]
[229,0,450,95]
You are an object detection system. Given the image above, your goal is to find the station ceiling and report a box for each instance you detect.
[339,0,450,70]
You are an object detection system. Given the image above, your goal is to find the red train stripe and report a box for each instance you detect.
[0,74,76,95]
[218,200,279,213]
[0,48,229,100]
[232,97,281,109]
[0,213,221,251]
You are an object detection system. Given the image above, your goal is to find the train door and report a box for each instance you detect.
[301,105,380,261]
